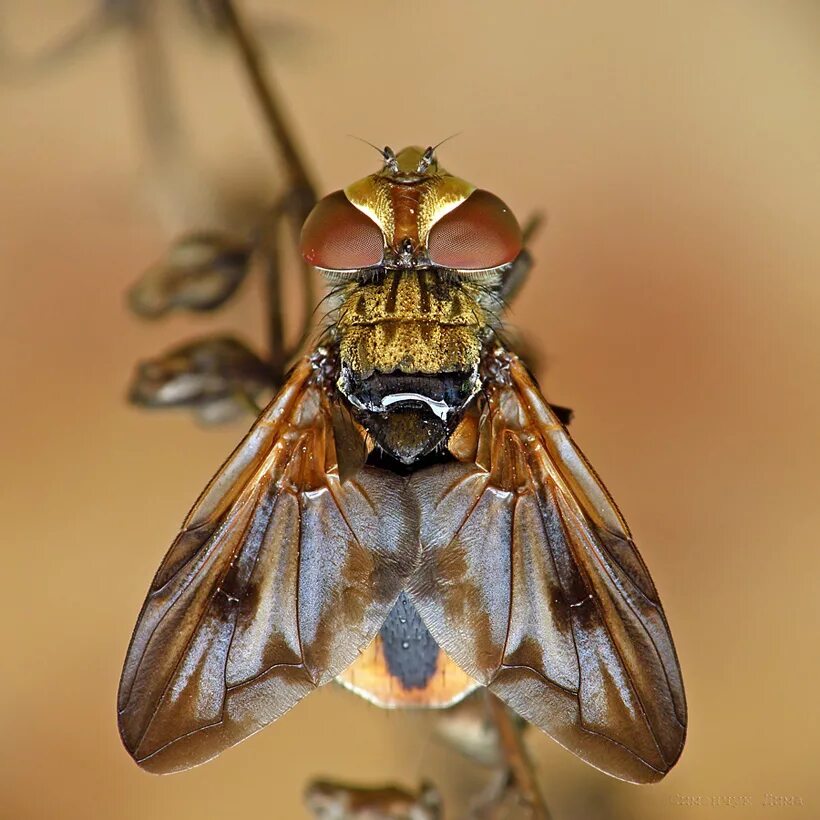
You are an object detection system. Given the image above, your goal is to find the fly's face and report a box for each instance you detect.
[300,146,523,463]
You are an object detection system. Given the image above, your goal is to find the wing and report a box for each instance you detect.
[407,352,686,783]
[118,356,417,773]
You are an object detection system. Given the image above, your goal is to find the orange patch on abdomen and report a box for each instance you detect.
[337,634,479,709]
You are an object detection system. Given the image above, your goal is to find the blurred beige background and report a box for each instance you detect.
[1,2,818,818]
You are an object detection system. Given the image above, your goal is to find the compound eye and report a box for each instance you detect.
[300,190,384,270]
[427,190,522,270]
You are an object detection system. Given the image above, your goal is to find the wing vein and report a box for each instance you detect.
[552,486,667,763]
[131,481,264,753]
[496,492,518,677]
[294,481,309,683]
[222,484,285,691]
[495,661,666,775]
[530,478,582,696]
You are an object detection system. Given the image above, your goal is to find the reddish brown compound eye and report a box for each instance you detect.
[427,189,523,270]
[300,191,384,270]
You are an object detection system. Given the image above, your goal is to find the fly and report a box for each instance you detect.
[118,145,687,784]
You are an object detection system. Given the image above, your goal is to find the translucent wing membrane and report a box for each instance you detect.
[407,355,686,783]
[119,349,685,782]
[117,358,417,773]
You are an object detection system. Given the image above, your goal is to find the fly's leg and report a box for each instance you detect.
[498,212,542,304]
[499,213,573,426]
[498,249,532,304]
[549,404,573,426]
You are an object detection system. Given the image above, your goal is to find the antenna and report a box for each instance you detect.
[416,132,462,173]
[346,135,399,172]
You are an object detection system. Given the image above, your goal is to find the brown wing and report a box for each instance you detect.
[118,357,417,773]
[407,353,686,783]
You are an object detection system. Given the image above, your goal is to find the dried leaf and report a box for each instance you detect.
[128,231,251,317]
[185,0,309,54]
[434,695,502,768]
[128,335,273,423]
[304,780,441,820]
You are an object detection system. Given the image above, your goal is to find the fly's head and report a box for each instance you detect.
[300,146,523,464]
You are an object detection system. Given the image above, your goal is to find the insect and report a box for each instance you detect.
[118,145,686,783]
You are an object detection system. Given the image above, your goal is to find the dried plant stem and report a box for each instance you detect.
[128,0,208,233]
[0,2,112,77]
[218,0,314,194]
[486,693,552,820]
[219,0,316,374]
[255,204,288,379]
